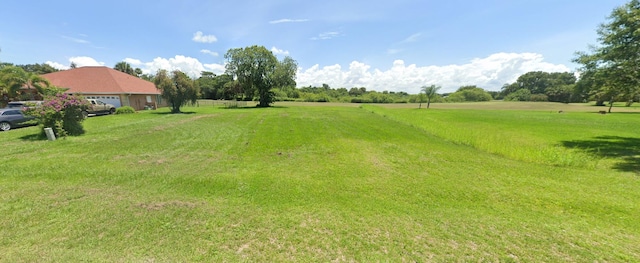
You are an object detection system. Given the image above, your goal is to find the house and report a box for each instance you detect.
[41,66,165,111]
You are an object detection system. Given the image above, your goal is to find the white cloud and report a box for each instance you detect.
[45,61,69,70]
[269,18,310,24]
[142,55,208,77]
[50,55,225,77]
[203,63,225,74]
[123,58,143,65]
[270,47,290,56]
[311,31,342,40]
[192,31,217,43]
[296,53,572,93]
[200,49,219,56]
[70,56,105,67]
[140,55,225,77]
[401,33,422,43]
[61,35,90,44]
[45,52,569,94]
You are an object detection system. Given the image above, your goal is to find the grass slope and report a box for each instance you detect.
[1,105,639,262]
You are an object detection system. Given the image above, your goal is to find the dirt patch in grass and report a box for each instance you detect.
[137,200,199,211]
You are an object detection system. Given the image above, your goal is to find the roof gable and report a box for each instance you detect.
[41,67,160,95]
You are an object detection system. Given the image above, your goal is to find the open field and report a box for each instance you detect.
[1,103,639,261]
[270,100,640,112]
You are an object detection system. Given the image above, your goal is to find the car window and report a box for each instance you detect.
[3,110,21,115]
[91,100,96,105]
[7,103,23,108]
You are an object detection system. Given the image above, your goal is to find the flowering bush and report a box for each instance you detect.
[27,93,90,137]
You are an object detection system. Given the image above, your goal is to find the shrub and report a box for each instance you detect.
[301,93,331,102]
[115,106,136,114]
[529,93,549,102]
[351,97,372,103]
[504,89,532,101]
[445,88,492,102]
[27,93,90,137]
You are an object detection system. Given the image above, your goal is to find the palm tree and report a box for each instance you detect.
[421,85,441,109]
[0,66,28,99]
[25,74,51,99]
[114,61,140,77]
[0,66,51,101]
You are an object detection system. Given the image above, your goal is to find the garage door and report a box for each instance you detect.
[85,95,122,108]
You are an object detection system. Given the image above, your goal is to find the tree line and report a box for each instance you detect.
[3,0,640,112]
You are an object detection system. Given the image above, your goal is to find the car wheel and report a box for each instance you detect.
[109,108,115,114]
[82,111,89,119]
[0,122,11,131]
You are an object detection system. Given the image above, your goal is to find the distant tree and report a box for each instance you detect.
[225,45,292,107]
[456,85,479,92]
[487,91,501,100]
[18,63,59,74]
[214,74,234,99]
[359,87,367,94]
[0,62,13,70]
[545,84,575,103]
[416,92,426,109]
[348,87,363,97]
[140,73,155,82]
[114,61,139,77]
[504,89,531,101]
[502,71,575,101]
[70,62,77,69]
[446,86,490,102]
[336,88,349,97]
[574,0,640,112]
[197,72,235,100]
[197,71,216,99]
[223,80,243,100]
[421,85,441,109]
[154,70,200,113]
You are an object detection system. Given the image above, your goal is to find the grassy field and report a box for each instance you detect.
[1,103,639,261]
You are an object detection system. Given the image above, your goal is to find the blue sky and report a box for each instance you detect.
[0,0,629,93]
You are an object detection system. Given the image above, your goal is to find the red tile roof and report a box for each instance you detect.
[42,66,160,95]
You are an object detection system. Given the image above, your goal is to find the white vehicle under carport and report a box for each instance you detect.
[84,99,116,118]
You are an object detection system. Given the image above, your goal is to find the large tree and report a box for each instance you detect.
[154,70,200,113]
[272,56,298,89]
[224,45,297,107]
[501,71,576,102]
[421,85,441,109]
[574,0,640,112]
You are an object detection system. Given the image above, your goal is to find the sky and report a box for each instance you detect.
[0,0,630,93]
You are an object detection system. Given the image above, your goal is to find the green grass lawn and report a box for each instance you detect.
[1,104,639,262]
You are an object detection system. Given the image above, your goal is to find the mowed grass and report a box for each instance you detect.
[365,104,640,171]
[0,104,639,262]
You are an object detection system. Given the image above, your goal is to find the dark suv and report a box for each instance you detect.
[0,108,37,131]
[7,101,43,111]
